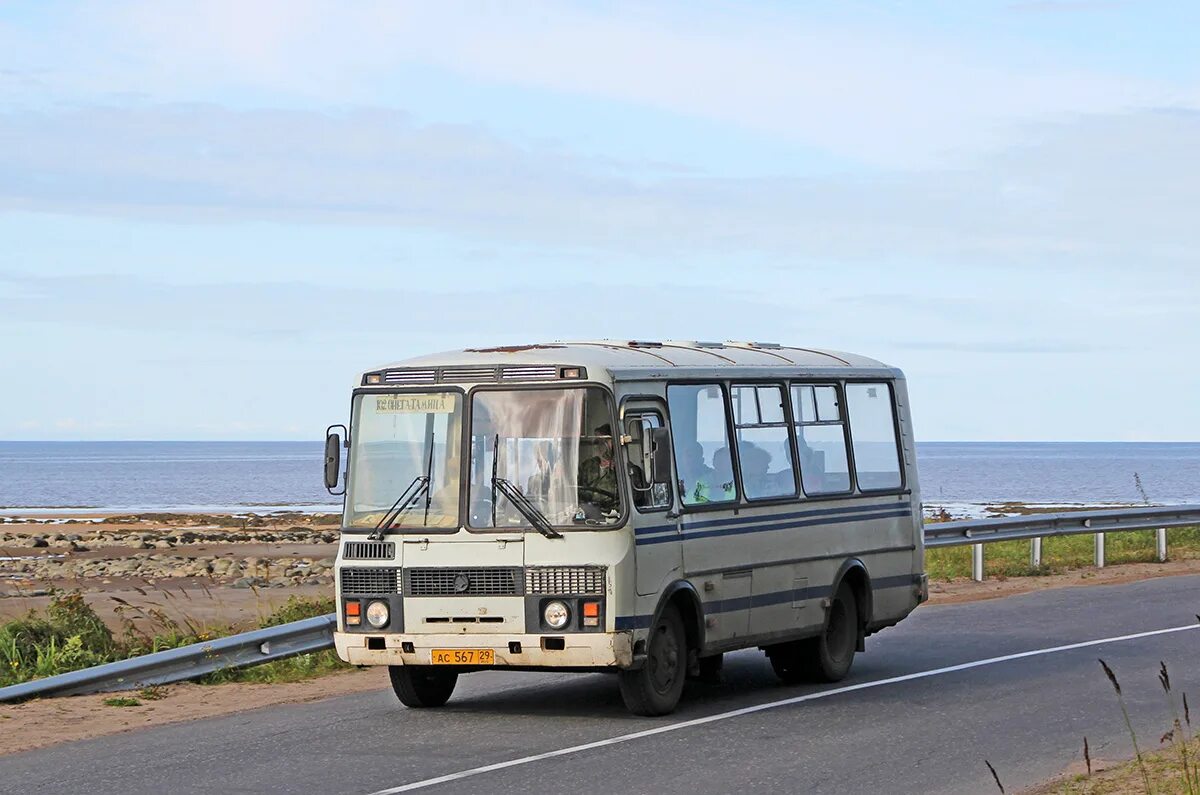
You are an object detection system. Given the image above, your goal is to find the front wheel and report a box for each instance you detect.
[389,665,458,708]
[618,604,687,716]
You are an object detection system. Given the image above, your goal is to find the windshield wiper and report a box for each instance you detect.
[369,475,430,540]
[491,476,563,539]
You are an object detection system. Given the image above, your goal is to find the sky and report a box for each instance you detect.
[1,0,1197,442]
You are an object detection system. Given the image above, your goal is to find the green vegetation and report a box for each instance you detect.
[102,696,142,708]
[0,591,348,689]
[926,526,1200,581]
[198,595,346,685]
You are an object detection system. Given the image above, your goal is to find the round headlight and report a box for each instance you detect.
[543,600,570,630]
[365,600,390,628]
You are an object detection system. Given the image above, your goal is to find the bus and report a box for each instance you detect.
[325,340,927,716]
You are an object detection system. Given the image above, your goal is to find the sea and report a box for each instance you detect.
[0,441,1197,516]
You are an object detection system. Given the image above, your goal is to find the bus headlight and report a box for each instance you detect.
[543,600,570,630]
[366,600,390,629]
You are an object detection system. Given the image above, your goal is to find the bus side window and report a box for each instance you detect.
[626,412,671,510]
[791,384,851,495]
[731,384,797,500]
[845,382,903,491]
[666,384,737,506]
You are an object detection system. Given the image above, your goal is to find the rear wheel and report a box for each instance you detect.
[618,604,687,716]
[768,582,859,684]
[389,665,458,708]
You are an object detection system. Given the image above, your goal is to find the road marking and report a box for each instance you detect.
[367,622,1200,794]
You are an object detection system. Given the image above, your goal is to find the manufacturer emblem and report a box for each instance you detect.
[453,573,470,593]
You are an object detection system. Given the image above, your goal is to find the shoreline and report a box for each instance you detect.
[5,499,1194,523]
[0,505,342,519]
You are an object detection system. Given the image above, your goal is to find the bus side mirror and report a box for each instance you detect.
[648,426,672,484]
[324,425,347,494]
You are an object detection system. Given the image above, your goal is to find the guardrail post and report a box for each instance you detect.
[972,543,984,582]
[1030,537,1042,568]
[1157,528,1168,562]
[1094,533,1105,568]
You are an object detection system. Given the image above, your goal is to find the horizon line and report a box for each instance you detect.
[2,439,1199,445]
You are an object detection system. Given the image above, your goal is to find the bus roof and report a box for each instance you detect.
[359,341,899,386]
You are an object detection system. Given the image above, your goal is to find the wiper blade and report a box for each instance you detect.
[370,475,430,539]
[491,476,563,539]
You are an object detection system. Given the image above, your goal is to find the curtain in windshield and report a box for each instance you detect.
[345,392,462,529]
[468,387,621,528]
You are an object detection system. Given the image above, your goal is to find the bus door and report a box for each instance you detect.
[622,399,680,597]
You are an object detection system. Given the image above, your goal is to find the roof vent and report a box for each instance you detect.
[381,369,437,384]
[739,341,782,349]
[500,365,558,380]
[627,340,663,348]
[441,366,498,382]
[692,341,726,348]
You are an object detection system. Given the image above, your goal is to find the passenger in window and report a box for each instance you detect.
[770,444,796,494]
[677,441,716,503]
[578,423,619,517]
[738,441,771,498]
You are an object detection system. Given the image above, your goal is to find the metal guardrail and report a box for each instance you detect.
[925,504,1200,582]
[0,614,337,703]
[4,505,1198,701]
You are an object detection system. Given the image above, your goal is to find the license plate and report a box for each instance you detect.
[431,648,495,665]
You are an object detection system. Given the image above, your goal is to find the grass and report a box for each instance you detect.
[102,696,142,708]
[0,590,349,690]
[1047,737,1200,794]
[926,526,1200,581]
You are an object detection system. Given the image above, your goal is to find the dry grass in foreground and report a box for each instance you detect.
[1025,736,1200,794]
[1019,656,1200,795]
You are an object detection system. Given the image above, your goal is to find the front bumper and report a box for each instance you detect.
[335,630,634,668]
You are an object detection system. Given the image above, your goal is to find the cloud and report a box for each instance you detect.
[3,2,1190,167]
[0,270,786,344]
[2,104,1199,272]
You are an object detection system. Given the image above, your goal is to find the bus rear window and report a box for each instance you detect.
[845,382,903,491]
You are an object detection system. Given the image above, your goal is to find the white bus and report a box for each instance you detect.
[326,341,927,716]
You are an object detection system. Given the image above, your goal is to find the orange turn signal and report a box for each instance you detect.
[582,601,600,618]
[345,601,361,616]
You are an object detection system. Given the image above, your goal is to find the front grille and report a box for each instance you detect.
[500,365,558,380]
[404,567,523,596]
[526,566,606,595]
[340,567,399,595]
[342,541,395,561]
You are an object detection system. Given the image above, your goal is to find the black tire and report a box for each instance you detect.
[768,582,859,684]
[389,665,458,708]
[767,637,817,685]
[696,653,724,685]
[618,604,687,716]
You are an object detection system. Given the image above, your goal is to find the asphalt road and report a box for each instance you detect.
[4,575,1200,795]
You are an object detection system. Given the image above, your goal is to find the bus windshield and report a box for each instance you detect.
[468,387,622,529]
[345,392,462,529]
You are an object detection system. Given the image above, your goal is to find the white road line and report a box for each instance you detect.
[367,623,1200,794]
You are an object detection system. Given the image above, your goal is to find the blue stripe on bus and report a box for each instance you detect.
[635,507,914,546]
[613,574,918,631]
[635,501,910,537]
